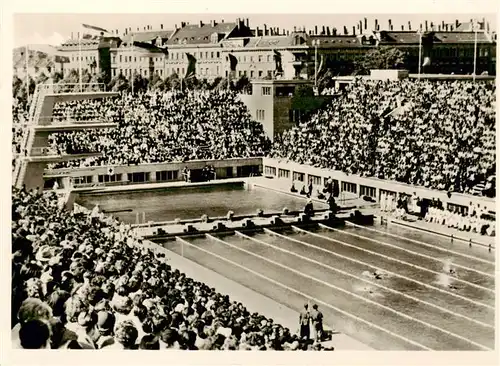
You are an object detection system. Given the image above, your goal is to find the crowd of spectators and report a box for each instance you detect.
[46,90,271,169]
[12,187,331,350]
[271,79,496,196]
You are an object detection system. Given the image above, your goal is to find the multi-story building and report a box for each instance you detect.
[55,17,497,81]
[58,36,121,78]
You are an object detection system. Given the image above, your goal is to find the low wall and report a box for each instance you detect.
[262,157,496,214]
[44,157,262,189]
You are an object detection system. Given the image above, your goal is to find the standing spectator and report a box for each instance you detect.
[299,303,310,341]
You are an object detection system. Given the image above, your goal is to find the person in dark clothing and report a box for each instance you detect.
[299,304,310,340]
[308,180,313,197]
[299,184,307,195]
[304,199,314,217]
[326,195,338,214]
[290,183,298,193]
[332,180,340,198]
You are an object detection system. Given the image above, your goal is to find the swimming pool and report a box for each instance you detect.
[76,182,327,223]
[155,221,495,351]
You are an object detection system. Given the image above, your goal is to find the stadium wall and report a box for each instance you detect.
[262,157,495,213]
[43,157,263,189]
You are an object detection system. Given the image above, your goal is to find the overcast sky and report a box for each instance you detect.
[7,0,498,47]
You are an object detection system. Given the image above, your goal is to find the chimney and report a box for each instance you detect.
[221,19,224,23]
[161,24,163,30]
[408,21,411,31]
[438,25,441,31]
[237,18,241,30]
[276,27,280,35]
[332,27,337,36]
[343,26,348,35]
[401,25,404,31]
[359,20,363,32]
[364,17,367,30]
[322,26,325,35]
[352,26,356,35]
[287,30,289,36]
[425,20,428,31]
[455,19,459,28]
[144,26,146,31]
[116,29,118,35]
[264,24,268,36]
[315,25,318,34]
[388,19,392,30]
[256,26,260,36]
[450,24,454,31]
[129,27,132,32]
[71,32,73,39]
[375,18,378,30]
[442,20,445,29]
[487,22,490,33]
[326,26,331,35]
[199,20,203,28]
[125,28,128,35]
[293,26,297,32]
[270,28,273,36]
[181,22,186,28]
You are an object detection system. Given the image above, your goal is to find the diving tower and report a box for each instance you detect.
[13,83,119,191]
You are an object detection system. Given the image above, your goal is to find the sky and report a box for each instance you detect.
[12,13,497,48]
[8,0,498,48]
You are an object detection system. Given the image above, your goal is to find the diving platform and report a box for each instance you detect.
[13,83,118,191]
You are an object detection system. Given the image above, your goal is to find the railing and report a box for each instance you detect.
[30,147,60,156]
[38,83,107,94]
[36,116,112,125]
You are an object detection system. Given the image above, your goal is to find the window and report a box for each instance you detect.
[293,172,305,182]
[267,55,271,62]
[73,176,93,185]
[309,175,322,186]
[244,70,247,76]
[360,185,376,198]
[239,71,242,77]
[216,52,220,58]
[250,56,253,62]
[205,52,208,59]
[134,57,137,62]
[181,53,184,59]
[211,52,214,58]
[262,86,271,96]
[205,68,209,75]
[264,166,277,176]
[341,181,357,194]
[256,109,265,120]
[113,69,117,77]
[258,70,263,77]
[225,71,228,77]
[250,71,254,77]
[182,68,185,74]
[278,169,290,179]
[258,55,262,62]
[156,170,179,181]
[160,69,163,76]
[98,174,120,183]
[119,55,122,62]
[127,172,147,183]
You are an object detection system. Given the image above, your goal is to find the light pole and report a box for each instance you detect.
[312,39,320,91]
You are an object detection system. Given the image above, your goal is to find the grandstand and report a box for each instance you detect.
[11,71,495,351]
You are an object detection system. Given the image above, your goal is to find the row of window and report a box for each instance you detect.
[71,55,96,62]
[74,170,179,185]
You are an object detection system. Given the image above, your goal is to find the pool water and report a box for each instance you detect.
[76,183,327,223]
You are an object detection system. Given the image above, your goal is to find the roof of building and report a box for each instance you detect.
[434,31,492,43]
[245,35,295,48]
[379,30,493,44]
[121,30,174,44]
[167,22,237,45]
[309,35,370,48]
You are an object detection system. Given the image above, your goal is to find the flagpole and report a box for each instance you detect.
[473,21,478,82]
[418,31,422,80]
[131,34,134,95]
[78,32,82,92]
[25,44,30,103]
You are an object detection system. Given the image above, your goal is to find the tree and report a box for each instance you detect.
[51,71,63,84]
[12,75,23,98]
[132,73,149,93]
[353,47,408,75]
[234,75,251,93]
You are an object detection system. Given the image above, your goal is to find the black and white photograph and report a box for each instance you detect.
[2,0,498,364]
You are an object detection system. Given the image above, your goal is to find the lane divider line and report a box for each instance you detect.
[174,236,431,350]
[345,221,495,265]
[206,234,492,351]
[386,219,493,249]
[264,228,494,311]
[240,230,493,330]
[329,225,494,279]
[313,224,495,294]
